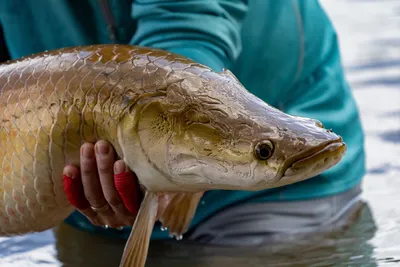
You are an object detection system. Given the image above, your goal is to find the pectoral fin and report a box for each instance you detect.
[119,191,158,267]
[160,192,204,238]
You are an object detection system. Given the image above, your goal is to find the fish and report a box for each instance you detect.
[0,44,346,267]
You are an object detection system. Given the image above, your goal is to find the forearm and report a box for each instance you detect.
[130,0,248,71]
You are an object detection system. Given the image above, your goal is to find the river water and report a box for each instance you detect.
[1,0,400,266]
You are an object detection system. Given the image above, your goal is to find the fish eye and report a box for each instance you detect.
[254,140,274,160]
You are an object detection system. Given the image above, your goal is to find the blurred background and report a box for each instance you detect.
[1,0,399,266]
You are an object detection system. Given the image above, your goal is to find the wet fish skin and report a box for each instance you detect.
[0,44,346,239]
[0,44,194,235]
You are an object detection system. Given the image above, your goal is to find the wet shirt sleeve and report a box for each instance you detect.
[281,2,366,192]
[129,0,248,71]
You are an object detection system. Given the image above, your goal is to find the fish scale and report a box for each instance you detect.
[0,44,201,235]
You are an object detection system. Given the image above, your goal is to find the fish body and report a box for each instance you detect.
[0,44,346,266]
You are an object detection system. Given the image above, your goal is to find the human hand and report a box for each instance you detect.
[62,141,141,229]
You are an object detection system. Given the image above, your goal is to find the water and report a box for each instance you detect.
[1,0,400,266]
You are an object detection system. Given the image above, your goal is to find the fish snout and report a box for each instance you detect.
[302,117,342,142]
[282,140,347,179]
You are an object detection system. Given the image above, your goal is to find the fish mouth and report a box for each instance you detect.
[281,138,347,179]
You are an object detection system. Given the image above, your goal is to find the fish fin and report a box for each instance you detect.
[160,192,204,237]
[119,191,158,267]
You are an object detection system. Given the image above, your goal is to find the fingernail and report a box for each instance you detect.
[114,160,126,174]
[81,144,94,158]
[95,141,109,155]
[64,171,74,179]
[63,166,75,179]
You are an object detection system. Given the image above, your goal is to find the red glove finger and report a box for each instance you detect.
[114,171,141,216]
[63,173,91,210]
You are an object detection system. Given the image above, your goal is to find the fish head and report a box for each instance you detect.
[135,68,346,191]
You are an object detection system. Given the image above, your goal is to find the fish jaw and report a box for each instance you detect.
[262,137,347,188]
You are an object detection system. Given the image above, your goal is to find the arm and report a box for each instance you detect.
[279,1,366,196]
[130,0,248,71]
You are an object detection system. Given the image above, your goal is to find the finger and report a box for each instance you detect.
[63,165,90,210]
[114,160,141,219]
[63,165,100,225]
[94,141,127,218]
[80,142,112,217]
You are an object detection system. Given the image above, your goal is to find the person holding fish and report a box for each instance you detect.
[0,0,365,265]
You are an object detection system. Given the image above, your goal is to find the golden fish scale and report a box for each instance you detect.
[0,44,207,235]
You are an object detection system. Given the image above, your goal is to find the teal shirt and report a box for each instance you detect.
[0,0,365,240]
